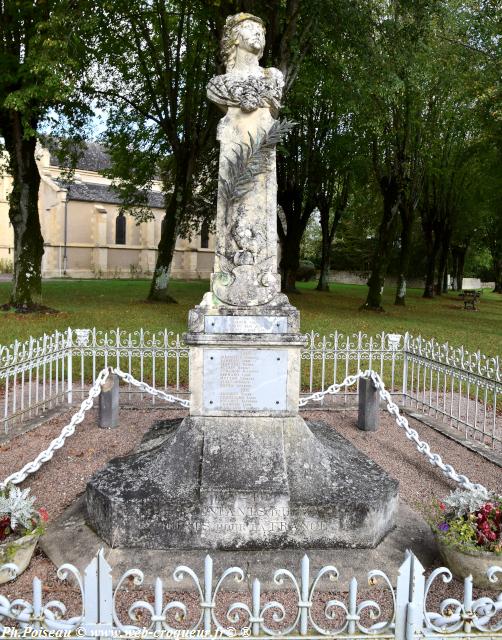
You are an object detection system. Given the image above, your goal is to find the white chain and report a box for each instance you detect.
[0,368,110,490]
[0,368,190,490]
[299,373,362,407]
[2,366,487,497]
[299,368,488,496]
[113,368,191,408]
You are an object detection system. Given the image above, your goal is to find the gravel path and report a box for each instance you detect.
[304,408,501,510]
[0,406,501,628]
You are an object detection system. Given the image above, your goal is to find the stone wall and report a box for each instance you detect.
[327,270,425,289]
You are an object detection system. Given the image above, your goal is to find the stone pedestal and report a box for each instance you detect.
[186,300,302,417]
[86,413,398,549]
[86,302,399,549]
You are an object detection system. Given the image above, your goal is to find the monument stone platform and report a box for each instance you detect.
[44,493,435,591]
[87,415,398,549]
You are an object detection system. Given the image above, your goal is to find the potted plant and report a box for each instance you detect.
[0,485,48,584]
[430,487,502,589]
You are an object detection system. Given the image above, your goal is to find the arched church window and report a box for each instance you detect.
[200,220,209,249]
[116,212,126,245]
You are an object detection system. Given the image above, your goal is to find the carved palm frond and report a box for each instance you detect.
[220,119,295,206]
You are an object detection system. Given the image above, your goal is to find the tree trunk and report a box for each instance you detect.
[147,178,184,303]
[147,150,197,303]
[435,233,450,296]
[363,177,400,311]
[422,218,439,298]
[277,186,308,294]
[493,255,502,293]
[451,244,468,291]
[450,250,458,290]
[423,245,438,298]
[3,112,44,309]
[279,224,302,293]
[316,234,331,292]
[394,206,413,306]
[148,211,178,302]
[316,178,348,293]
[456,250,466,290]
[316,202,332,292]
[442,264,448,293]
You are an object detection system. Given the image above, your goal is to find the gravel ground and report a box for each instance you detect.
[0,406,501,630]
[304,408,502,509]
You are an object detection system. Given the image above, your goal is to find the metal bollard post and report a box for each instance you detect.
[98,373,120,429]
[357,377,380,431]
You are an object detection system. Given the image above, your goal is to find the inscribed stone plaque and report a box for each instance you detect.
[203,349,288,411]
[205,316,287,334]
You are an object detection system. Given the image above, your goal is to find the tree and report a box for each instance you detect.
[417,0,502,296]
[0,0,90,308]
[312,36,362,292]
[275,0,370,292]
[489,215,502,293]
[358,0,440,310]
[93,0,220,302]
[316,173,350,291]
[418,75,488,297]
[277,73,351,293]
[478,152,502,293]
[276,113,317,293]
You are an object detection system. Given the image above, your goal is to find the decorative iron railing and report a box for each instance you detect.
[0,330,69,436]
[0,328,500,451]
[403,334,502,451]
[0,549,501,639]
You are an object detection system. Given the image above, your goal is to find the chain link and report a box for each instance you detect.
[2,366,487,497]
[299,368,488,496]
[0,368,190,489]
[0,368,111,490]
[113,368,191,408]
[299,373,362,407]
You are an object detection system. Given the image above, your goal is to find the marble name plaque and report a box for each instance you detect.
[205,316,287,334]
[203,349,288,411]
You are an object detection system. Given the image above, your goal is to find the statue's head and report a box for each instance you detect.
[221,13,266,70]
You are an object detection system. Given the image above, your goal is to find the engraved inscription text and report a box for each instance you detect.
[203,349,288,411]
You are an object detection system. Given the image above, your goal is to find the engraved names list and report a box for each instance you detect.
[203,349,288,411]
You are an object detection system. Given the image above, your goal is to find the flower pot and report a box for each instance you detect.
[0,532,39,584]
[436,536,502,590]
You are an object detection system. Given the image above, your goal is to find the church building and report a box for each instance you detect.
[0,143,215,279]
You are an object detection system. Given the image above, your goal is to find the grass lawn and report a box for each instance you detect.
[0,278,501,357]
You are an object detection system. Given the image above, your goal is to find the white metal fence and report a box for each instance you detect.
[1,328,501,451]
[0,330,70,435]
[1,548,501,639]
[403,334,501,451]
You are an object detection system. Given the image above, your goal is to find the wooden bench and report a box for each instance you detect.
[460,278,482,310]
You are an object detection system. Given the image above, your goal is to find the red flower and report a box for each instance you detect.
[439,502,446,511]
[38,507,49,523]
[0,515,11,541]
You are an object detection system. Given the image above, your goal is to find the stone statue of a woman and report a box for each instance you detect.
[206,13,285,307]
[207,14,283,116]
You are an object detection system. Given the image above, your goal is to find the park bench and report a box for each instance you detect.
[460,277,482,310]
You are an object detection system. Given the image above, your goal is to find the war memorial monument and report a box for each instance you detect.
[85,13,398,550]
